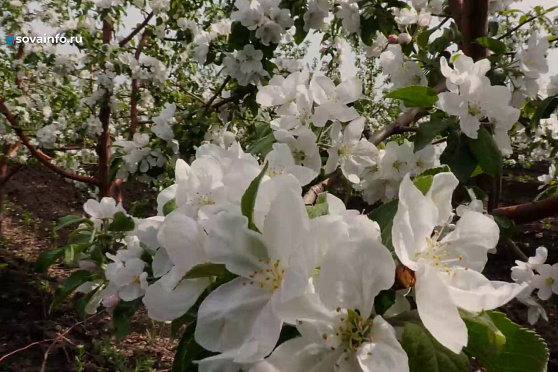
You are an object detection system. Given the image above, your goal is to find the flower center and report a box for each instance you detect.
[413,231,464,274]
[338,309,374,353]
[246,258,286,292]
[292,149,306,163]
[133,275,141,284]
[392,160,405,170]
[546,277,555,286]
[194,192,216,206]
[468,103,482,117]
[339,143,352,156]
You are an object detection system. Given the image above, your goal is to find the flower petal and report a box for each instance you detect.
[447,268,527,312]
[415,262,468,354]
[317,238,395,317]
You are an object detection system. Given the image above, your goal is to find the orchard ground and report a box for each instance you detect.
[0,162,557,371]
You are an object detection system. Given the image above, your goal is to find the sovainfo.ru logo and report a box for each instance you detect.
[5,34,83,45]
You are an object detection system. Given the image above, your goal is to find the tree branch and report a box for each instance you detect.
[492,194,558,224]
[367,81,447,144]
[204,76,231,115]
[303,169,342,205]
[0,99,100,186]
[461,0,489,60]
[211,85,256,110]
[97,20,114,196]
[118,12,153,48]
[130,30,149,138]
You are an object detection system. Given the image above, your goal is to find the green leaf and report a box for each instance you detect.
[493,214,517,239]
[440,132,478,183]
[530,96,558,132]
[374,290,396,316]
[35,247,66,273]
[414,165,451,178]
[171,312,196,339]
[476,37,507,54]
[113,299,143,341]
[241,163,269,232]
[68,229,92,245]
[172,321,206,372]
[401,323,470,372]
[463,311,549,372]
[468,127,503,177]
[229,22,250,50]
[501,9,522,15]
[413,175,433,195]
[247,131,275,157]
[51,270,92,311]
[56,215,87,231]
[417,29,435,49]
[414,118,452,152]
[368,199,399,250]
[163,198,178,216]
[386,85,439,107]
[74,286,100,319]
[360,13,379,46]
[306,192,329,219]
[183,263,226,279]
[108,211,135,232]
[294,17,308,44]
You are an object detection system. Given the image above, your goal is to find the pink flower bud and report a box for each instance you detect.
[388,34,399,44]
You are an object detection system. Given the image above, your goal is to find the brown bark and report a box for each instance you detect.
[130,30,149,139]
[492,195,558,224]
[461,0,489,60]
[0,99,100,186]
[97,20,114,197]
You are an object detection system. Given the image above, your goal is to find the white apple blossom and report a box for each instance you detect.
[252,237,407,372]
[102,257,148,302]
[310,76,361,127]
[325,118,378,183]
[356,141,438,204]
[264,143,318,186]
[83,197,126,229]
[380,45,427,89]
[337,1,360,34]
[547,75,558,96]
[438,57,519,143]
[365,32,388,58]
[392,173,526,353]
[273,127,322,173]
[304,0,330,31]
[532,264,558,301]
[195,179,322,363]
[537,164,556,188]
[151,103,176,140]
[517,33,549,79]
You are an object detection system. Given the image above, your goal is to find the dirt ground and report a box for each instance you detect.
[0,163,556,371]
[0,165,175,372]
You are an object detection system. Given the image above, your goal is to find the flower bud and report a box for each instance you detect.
[388,34,398,43]
[398,33,412,44]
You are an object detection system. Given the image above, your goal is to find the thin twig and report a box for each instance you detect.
[118,12,153,47]
[0,339,55,364]
[505,238,529,261]
[203,76,231,115]
[40,312,104,372]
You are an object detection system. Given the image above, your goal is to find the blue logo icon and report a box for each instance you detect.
[6,34,14,45]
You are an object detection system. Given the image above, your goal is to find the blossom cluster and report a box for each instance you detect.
[437,55,520,155]
[72,144,527,370]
